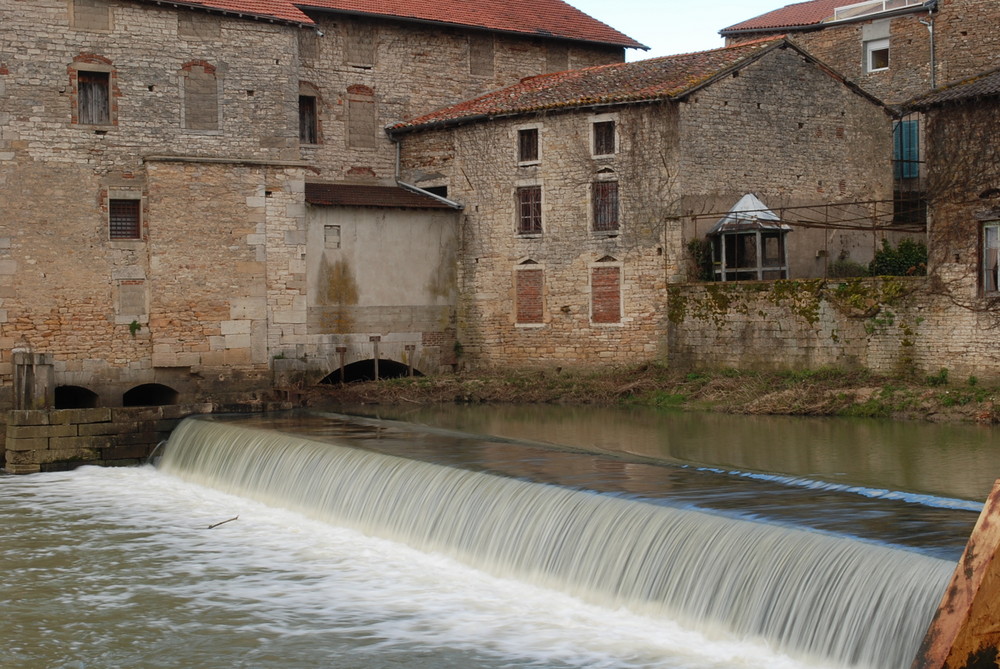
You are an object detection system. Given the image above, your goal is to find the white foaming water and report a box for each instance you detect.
[1,464,826,669]
[157,417,956,669]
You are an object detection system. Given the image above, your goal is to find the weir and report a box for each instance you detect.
[160,416,956,669]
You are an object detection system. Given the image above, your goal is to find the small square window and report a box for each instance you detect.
[592,180,619,232]
[516,186,542,234]
[518,128,539,164]
[109,199,141,239]
[866,38,889,72]
[593,120,615,156]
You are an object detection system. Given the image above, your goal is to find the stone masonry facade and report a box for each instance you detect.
[397,44,894,368]
[0,0,627,409]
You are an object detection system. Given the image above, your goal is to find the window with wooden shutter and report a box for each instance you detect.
[518,128,539,164]
[299,95,318,144]
[78,71,110,125]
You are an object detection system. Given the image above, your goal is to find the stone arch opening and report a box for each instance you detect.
[54,385,100,409]
[320,358,423,384]
[122,383,179,407]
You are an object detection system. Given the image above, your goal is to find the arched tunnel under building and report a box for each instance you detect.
[320,358,423,384]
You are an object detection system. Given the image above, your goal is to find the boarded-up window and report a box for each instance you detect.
[109,199,141,239]
[73,0,110,31]
[178,13,221,39]
[593,120,616,156]
[592,181,619,232]
[546,44,569,72]
[183,64,218,130]
[591,265,621,324]
[118,280,146,316]
[348,93,376,148]
[324,224,341,249]
[516,268,544,324]
[518,128,538,163]
[299,29,319,63]
[77,71,110,125]
[299,95,318,144]
[516,186,542,234]
[469,36,494,76]
[346,23,375,67]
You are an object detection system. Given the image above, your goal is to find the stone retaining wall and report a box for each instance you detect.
[2,402,294,474]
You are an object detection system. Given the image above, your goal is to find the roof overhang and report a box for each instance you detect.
[305,183,461,209]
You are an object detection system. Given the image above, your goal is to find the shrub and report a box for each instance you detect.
[869,238,927,277]
[828,259,869,278]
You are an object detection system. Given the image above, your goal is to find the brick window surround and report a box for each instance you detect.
[515,266,544,324]
[591,263,622,324]
[517,185,542,234]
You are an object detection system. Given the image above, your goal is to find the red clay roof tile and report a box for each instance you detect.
[721,0,842,34]
[391,38,786,131]
[142,0,643,47]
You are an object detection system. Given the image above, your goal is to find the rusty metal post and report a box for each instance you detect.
[336,347,347,384]
[369,336,380,381]
[912,479,1000,669]
[405,344,415,377]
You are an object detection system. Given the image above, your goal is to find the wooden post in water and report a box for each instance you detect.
[912,479,1000,669]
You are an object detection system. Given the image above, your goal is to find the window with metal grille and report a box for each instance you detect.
[299,95,318,144]
[109,199,141,239]
[78,71,110,125]
[593,120,615,156]
[518,128,538,163]
[517,186,542,234]
[592,181,619,232]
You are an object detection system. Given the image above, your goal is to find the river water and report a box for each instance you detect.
[0,407,991,669]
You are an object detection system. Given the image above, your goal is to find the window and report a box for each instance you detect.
[713,230,788,281]
[469,36,495,77]
[984,223,1000,293]
[347,90,376,149]
[592,180,619,232]
[593,120,616,156]
[324,224,341,249]
[518,128,539,164]
[893,119,919,179]
[299,95,318,144]
[515,266,544,325]
[77,70,110,125]
[346,22,375,68]
[516,186,542,234]
[109,199,141,239]
[72,0,110,31]
[866,38,889,72]
[178,13,220,39]
[591,261,621,324]
[181,62,219,130]
[546,44,569,73]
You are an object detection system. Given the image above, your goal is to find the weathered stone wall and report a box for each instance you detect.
[2,401,295,474]
[678,45,896,277]
[667,277,1000,381]
[296,13,624,185]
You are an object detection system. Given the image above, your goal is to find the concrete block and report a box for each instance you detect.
[49,408,113,424]
[8,424,77,439]
[7,410,50,426]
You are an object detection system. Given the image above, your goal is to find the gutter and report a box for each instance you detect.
[720,0,936,38]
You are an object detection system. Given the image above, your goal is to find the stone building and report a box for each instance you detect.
[389,38,894,368]
[721,0,1000,105]
[0,0,642,409]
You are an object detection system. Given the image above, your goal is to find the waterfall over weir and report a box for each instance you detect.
[160,417,954,669]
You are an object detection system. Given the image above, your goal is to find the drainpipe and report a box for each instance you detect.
[387,131,464,210]
[919,14,936,89]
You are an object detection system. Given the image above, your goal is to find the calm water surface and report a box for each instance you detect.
[0,406,993,669]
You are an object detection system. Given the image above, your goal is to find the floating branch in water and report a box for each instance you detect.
[206,515,239,529]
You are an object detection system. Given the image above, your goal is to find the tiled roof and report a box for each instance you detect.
[139,0,644,47]
[305,182,456,208]
[721,0,841,34]
[904,67,1000,110]
[391,38,788,132]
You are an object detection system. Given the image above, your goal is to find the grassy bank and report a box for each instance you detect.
[303,364,1000,424]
